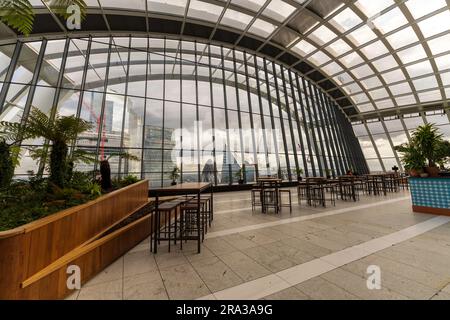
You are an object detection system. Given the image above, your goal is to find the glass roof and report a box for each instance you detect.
[20,0,450,119]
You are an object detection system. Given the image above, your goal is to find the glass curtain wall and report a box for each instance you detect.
[0,36,366,187]
[353,110,450,173]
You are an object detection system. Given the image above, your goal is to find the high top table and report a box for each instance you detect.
[151,182,213,254]
[256,178,282,213]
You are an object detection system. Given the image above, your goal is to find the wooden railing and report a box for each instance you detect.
[0,180,149,300]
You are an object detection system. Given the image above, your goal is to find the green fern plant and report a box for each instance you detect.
[1,107,93,188]
[0,0,34,35]
[0,119,35,188]
[0,0,87,36]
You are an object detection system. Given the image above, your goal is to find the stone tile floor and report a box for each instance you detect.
[67,189,450,300]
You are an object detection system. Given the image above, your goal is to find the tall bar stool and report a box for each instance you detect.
[262,187,279,213]
[151,200,181,253]
[305,178,327,207]
[297,182,309,205]
[338,176,359,202]
[279,188,292,213]
[251,184,263,211]
[180,197,209,244]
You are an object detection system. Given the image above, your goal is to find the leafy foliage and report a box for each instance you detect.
[0,0,34,35]
[0,178,93,231]
[0,109,142,232]
[0,120,34,145]
[411,123,444,167]
[25,107,92,143]
[169,166,180,182]
[23,107,93,187]
[0,169,141,231]
[435,140,450,168]
[0,0,87,36]
[394,143,426,172]
[0,118,32,189]
[113,175,140,189]
[395,123,449,172]
[0,140,14,189]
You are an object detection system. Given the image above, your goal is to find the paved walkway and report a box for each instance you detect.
[69,189,450,300]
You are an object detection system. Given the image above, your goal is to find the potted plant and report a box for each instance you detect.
[394,143,425,177]
[412,124,444,177]
[392,165,399,173]
[235,167,245,185]
[435,140,450,170]
[325,169,333,179]
[169,166,180,185]
[294,168,304,181]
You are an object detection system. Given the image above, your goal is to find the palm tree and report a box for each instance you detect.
[21,107,92,187]
[0,0,86,36]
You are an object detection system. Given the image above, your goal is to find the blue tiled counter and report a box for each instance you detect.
[409,177,450,216]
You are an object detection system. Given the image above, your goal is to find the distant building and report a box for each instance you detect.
[201,159,215,183]
[143,125,176,184]
[220,145,242,184]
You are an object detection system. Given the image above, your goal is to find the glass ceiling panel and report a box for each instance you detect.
[263,0,296,22]
[347,25,377,46]
[372,7,408,34]
[360,41,389,60]
[397,44,428,64]
[292,40,316,57]
[386,27,419,50]
[428,33,450,55]
[372,55,398,73]
[249,19,278,37]
[405,60,434,78]
[329,8,362,32]
[187,0,223,22]
[356,0,394,19]
[435,54,450,70]
[406,0,447,19]
[326,39,352,56]
[100,0,145,10]
[221,9,254,30]
[147,0,188,16]
[361,76,382,90]
[417,11,450,38]
[309,26,338,45]
[26,0,450,119]
[231,0,266,12]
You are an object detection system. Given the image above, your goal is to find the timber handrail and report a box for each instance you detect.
[21,209,153,289]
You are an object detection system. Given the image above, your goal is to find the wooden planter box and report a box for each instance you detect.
[409,177,450,216]
[0,180,150,300]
